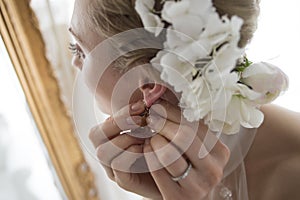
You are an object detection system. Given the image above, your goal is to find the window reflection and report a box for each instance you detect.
[0,35,64,200]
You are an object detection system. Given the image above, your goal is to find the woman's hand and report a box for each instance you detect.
[143,100,231,200]
[89,99,230,200]
[88,100,163,199]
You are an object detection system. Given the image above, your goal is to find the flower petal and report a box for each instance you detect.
[162,1,190,23]
[135,0,155,15]
[239,101,264,128]
[142,14,164,36]
[172,15,204,39]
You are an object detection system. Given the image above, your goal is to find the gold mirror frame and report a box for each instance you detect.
[0,0,99,199]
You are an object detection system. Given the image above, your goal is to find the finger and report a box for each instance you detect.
[150,135,189,177]
[143,142,180,195]
[101,165,115,181]
[148,117,205,166]
[110,145,142,191]
[89,100,146,148]
[111,144,144,173]
[150,131,225,194]
[153,108,229,164]
[96,134,144,167]
[111,145,161,198]
[148,116,229,169]
[150,99,183,124]
[150,135,196,188]
[149,118,228,190]
[200,130,230,166]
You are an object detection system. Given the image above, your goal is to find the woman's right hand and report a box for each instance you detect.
[88,100,163,200]
[142,100,230,200]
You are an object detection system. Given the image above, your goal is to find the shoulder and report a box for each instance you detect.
[246,104,300,161]
[260,104,300,135]
[257,104,300,154]
[245,104,300,200]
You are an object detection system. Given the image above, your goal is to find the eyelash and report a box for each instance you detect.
[69,43,85,59]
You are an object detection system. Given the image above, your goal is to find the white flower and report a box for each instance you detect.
[160,52,194,92]
[162,1,190,23]
[150,50,167,72]
[207,95,264,134]
[162,0,212,39]
[230,96,264,130]
[181,77,211,121]
[212,44,244,73]
[242,62,289,104]
[136,0,289,135]
[135,0,154,14]
[162,0,213,22]
[165,29,190,49]
[173,40,211,63]
[235,83,262,101]
[188,0,213,16]
[135,0,164,36]
[181,64,240,123]
[209,72,240,109]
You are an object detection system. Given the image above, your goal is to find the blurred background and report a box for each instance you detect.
[0,0,299,200]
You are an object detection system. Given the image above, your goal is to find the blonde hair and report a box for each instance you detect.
[88,0,260,69]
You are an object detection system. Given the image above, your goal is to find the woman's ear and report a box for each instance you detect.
[139,82,166,107]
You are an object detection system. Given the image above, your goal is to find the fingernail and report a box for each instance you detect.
[131,101,143,111]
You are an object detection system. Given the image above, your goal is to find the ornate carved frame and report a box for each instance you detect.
[0,0,99,199]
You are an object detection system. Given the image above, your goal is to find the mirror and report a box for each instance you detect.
[0,35,65,200]
[0,0,98,199]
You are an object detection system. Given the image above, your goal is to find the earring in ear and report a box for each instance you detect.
[139,100,150,118]
[127,99,156,139]
[138,99,150,128]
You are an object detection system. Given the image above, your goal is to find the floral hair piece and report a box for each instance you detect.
[135,0,288,134]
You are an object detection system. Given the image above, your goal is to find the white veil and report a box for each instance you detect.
[209,127,257,200]
[74,27,259,199]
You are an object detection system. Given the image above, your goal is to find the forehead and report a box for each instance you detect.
[70,0,103,51]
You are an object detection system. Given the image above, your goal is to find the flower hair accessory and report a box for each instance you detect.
[135,0,288,134]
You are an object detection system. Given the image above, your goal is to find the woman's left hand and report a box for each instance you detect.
[143,100,230,200]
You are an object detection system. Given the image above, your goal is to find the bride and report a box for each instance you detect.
[69,0,300,199]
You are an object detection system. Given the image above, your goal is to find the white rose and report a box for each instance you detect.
[242,62,289,104]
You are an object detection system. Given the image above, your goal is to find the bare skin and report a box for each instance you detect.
[89,99,230,200]
[245,105,300,200]
[88,101,300,200]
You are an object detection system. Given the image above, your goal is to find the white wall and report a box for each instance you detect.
[247,0,300,112]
